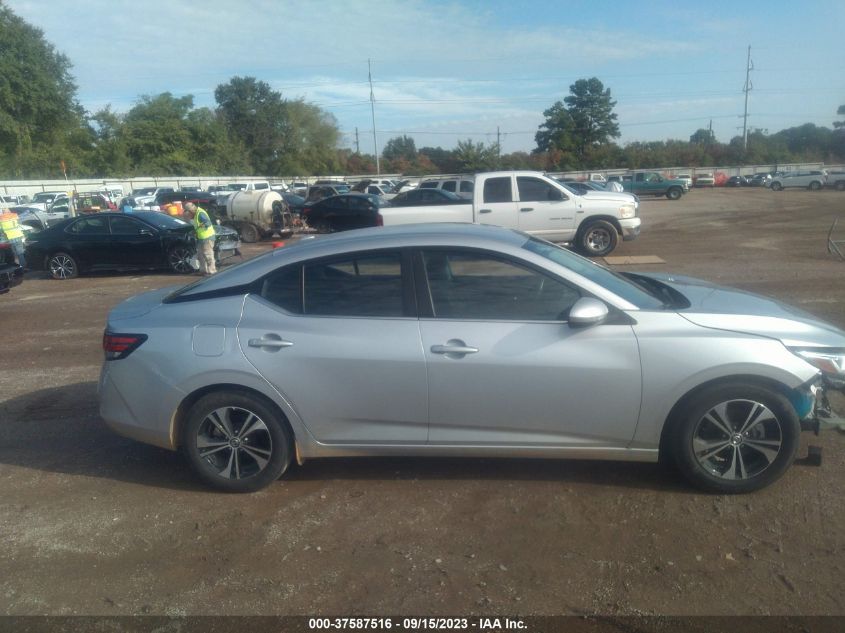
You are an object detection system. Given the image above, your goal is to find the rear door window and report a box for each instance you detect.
[482,177,513,203]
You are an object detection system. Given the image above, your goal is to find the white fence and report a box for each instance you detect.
[0,165,841,198]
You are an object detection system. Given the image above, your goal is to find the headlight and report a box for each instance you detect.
[619,204,636,219]
[791,348,845,376]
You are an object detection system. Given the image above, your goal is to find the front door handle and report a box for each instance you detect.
[520,207,534,212]
[248,337,294,349]
[478,208,492,214]
[431,342,479,355]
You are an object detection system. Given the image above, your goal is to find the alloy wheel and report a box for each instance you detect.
[169,246,194,273]
[195,406,274,481]
[49,254,76,279]
[692,399,783,481]
[586,228,611,253]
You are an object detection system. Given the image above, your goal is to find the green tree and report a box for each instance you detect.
[535,102,576,154]
[0,2,89,177]
[382,135,417,162]
[834,104,845,129]
[276,99,341,175]
[563,78,620,160]
[215,76,288,174]
[453,139,499,172]
[121,93,196,174]
[689,128,716,145]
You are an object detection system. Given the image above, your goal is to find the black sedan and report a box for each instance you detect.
[302,193,389,233]
[24,212,240,279]
[390,188,465,206]
[726,176,749,187]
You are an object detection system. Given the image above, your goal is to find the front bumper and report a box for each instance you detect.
[619,217,642,241]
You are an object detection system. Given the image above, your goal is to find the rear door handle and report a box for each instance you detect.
[520,207,534,212]
[248,337,294,349]
[479,208,492,214]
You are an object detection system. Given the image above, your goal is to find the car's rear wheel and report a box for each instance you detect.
[669,382,800,493]
[47,252,78,279]
[835,181,845,191]
[577,220,618,257]
[182,391,293,492]
[168,245,194,273]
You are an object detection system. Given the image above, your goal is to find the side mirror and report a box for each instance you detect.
[568,297,609,327]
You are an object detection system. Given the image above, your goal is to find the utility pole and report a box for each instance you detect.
[742,45,753,150]
[355,127,360,154]
[497,126,501,168]
[368,59,380,175]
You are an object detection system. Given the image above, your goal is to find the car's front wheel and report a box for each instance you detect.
[666,187,683,200]
[809,181,822,191]
[669,382,800,493]
[47,251,78,279]
[182,391,293,492]
[168,245,194,273]
[771,182,783,191]
[577,220,618,257]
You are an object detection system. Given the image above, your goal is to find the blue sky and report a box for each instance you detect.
[12,0,845,154]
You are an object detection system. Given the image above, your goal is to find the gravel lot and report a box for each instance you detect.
[2,187,845,616]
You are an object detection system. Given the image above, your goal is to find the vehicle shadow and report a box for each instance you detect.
[0,382,692,494]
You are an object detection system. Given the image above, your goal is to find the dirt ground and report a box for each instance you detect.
[2,187,845,617]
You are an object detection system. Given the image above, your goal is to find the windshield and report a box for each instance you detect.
[522,237,666,309]
[132,187,157,196]
[32,192,58,202]
[133,211,189,229]
[227,184,247,190]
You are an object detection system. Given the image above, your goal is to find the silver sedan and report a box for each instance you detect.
[98,224,844,493]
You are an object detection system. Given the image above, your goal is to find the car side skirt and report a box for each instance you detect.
[295,442,659,463]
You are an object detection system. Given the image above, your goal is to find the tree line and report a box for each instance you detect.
[1,2,843,181]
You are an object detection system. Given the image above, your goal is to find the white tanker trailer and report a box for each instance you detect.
[222,190,294,243]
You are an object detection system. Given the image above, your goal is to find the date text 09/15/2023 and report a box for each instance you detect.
[308,618,527,631]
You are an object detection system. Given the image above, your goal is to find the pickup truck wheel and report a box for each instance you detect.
[668,382,800,493]
[577,220,618,257]
[809,181,822,191]
[666,187,683,200]
[771,182,783,191]
[239,223,260,243]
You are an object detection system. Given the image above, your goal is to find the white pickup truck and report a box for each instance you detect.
[379,171,641,256]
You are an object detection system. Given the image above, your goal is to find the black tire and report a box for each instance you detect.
[47,251,79,280]
[835,181,845,191]
[313,222,335,234]
[771,182,783,191]
[666,187,683,200]
[168,244,194,274]
[577,220,619,257]
[809,181,822,191]
[239,223,260,243]
[182,391,293,492]
[668,382,800,494]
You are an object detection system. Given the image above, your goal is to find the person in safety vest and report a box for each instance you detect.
[0,210,27,270]
[182,202,216,275]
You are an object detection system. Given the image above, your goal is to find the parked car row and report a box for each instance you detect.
[22,211,241,279]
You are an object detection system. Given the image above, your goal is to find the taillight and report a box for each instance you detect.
[103,332,147,360]
[376,213,383,226]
